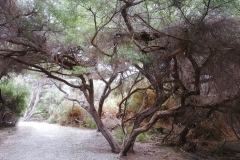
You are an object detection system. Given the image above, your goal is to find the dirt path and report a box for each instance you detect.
[0,122,193,160]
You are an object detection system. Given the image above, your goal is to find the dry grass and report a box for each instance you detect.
[59,106,88,127]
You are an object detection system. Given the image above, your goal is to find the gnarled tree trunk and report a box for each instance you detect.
[90,105,121,153]
[80,76,121,153]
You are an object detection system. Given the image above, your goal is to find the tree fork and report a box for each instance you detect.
[89,106,121,153]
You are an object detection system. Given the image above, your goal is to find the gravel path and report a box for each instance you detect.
[0,122,118,160]
[0,122,192,160]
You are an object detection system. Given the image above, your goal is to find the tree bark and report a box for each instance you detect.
[84,77,121,153]
[0,89,5,123]
[179,110,213,144]
[120,104,182,156]
[23,82,43,121]
[90,106,121,153]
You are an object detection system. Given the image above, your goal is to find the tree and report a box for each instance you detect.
[0,0,122,153]
[23,76,51,121]
[113,0,240,155]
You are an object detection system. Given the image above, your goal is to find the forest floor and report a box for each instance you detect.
[0,122,239,160]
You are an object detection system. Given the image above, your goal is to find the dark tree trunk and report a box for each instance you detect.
[90,106,121,153]
[97,74,117,118]
[120,118,158,156]
[86,78,120,153]
[0,89,5,124]
[179,110,213,144]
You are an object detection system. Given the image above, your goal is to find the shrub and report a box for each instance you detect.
[129,89,156,113]
[84,117,97,129]
[0,78,30,118]
[59,105,88,127]
[114,127,124,143]
[48,114,58,124]
[137,133,149,142]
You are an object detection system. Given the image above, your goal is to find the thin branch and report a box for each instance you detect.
[89,7,119,57]
[134,14,234,51]
[51,80,89,111]
[10,56,82,89]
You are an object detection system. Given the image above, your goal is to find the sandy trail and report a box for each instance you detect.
[0,122,118,160]
[0,122,192,160]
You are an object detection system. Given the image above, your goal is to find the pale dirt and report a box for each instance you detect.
[0,122,194,160]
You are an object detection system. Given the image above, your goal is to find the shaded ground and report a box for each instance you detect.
[0,122,196,160]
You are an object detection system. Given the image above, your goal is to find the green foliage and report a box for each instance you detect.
[117,45,151,64]
[0,76,30,117]
[39,0,97,44]
[72,66,89,74]
[114,127,149,143]
[114,127,124,143]
[84,117,97,129]
[136,133,149,142]
[36,85,66,121]
[48,114,59,124]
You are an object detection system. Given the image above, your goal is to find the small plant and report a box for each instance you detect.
[114,127,124,143]
[64,106,87,127]
[48,115,58,124]
[84,117,97,129]
[137,133,149,142]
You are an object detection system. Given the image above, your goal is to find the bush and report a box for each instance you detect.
[59,105,88,127]
[114,127,124,143]
[129,89,156,114]
[48,114,58,124]
[137,133,149,142]
[0,78,30,118]
[84,117,97,129]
